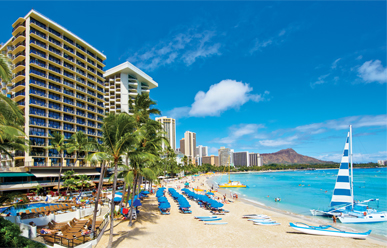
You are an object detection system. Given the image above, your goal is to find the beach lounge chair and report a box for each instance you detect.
[49,206,57,212]
[160,208,170,215]
[53,205,62,211]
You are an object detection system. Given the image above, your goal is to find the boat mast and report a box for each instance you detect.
[350,125,354,210]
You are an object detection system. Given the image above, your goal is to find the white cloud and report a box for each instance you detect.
[331,58,341,69]
[215,124,265,145]
[356,55,363,60]
[294,115,387,134]
[167,107,191,120]
[357,60,387,84]
[316,151,387,163]
[128,29,221,71]
[310,73,330,87]
[168,79,269,118]
[249,24,301,55]
[209,147,219,155]
[259,135,298,147]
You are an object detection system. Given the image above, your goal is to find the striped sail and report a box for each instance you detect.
[330,132,353,207]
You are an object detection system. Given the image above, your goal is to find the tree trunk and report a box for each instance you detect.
[125,184,131,208]
[107,159,119,248]
[119,181,126,209]
[57,156,63,195]
[128,173,138,226]
[137,176,142,195]
[91,161,105,235]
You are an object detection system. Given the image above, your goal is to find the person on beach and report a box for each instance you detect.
[333,215,337,223]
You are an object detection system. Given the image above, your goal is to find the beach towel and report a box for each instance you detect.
[123,208,129,214]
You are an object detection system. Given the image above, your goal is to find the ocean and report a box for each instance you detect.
[210,168,387,237]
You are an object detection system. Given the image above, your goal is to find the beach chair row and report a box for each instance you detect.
[19,204,76,219]
[41,217,104,246]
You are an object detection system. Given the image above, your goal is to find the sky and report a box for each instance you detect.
[1,1,386,162]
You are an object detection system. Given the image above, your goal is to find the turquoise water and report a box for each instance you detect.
[0,203,59,216]
[212,168,387,237]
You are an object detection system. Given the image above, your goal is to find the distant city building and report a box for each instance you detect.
[218,147,234,166]
[195,145,208,166]
[233,152,250,167]
[179,138,185,154]
[175,148,181,153]
[377,160,387,166]
[181,131,196,160]
[155,116,176,151]
[202,155,219,166]
[249,153,263,167]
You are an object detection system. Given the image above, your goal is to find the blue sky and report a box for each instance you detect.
[1,2,386,162]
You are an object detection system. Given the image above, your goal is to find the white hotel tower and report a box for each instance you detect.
[104,62,158,114]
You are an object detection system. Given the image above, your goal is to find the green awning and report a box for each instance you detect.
[0,173,33,177]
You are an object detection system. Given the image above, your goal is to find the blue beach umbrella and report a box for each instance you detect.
[113,197,122,202]
[158,198,168,203]
[159,203,171,209]
[128,198,142,207]
[206,192,214,195]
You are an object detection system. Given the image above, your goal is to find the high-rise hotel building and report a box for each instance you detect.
[0,10,106,168]
[103,61,158,115]
[155,116,176,151]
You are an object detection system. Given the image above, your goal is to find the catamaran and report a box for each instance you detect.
[219,156,247,188]
[310,125,387,224]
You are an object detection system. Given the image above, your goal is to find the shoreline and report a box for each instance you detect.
[205,174,387,243]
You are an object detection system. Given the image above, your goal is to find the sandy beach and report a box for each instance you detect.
[95,174,387,248]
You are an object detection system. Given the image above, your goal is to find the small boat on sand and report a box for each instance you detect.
[289,222,371,239]
[199,218,222,221]
[243,214,268,218]
[254,222,280,226]
[195,216,217,219]
[204,222,228,225]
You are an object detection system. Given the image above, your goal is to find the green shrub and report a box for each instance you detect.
[0,218,45,248]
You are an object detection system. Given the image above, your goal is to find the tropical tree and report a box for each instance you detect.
[0,54,28,166]
[76,174,91,194]
[0,54,12,83]
[86,147,112,237]
[32,185,42,196]
[66,131,93,166]
[0,94,28,166]
[101,112,138,248]
[129,93,161,124]
[46,132,67,195]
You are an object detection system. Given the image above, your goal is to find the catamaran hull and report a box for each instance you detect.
[338,213,387,224]
[290,223,371,239]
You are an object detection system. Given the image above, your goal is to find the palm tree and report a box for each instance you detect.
[101,112,138,248]
[66,131,92,166]
[0,94,27,165]
[46,132,67,195]
[76,175,91,194]
[0,54,12,83]
[129,93,161,125]
[86,148,112,237]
